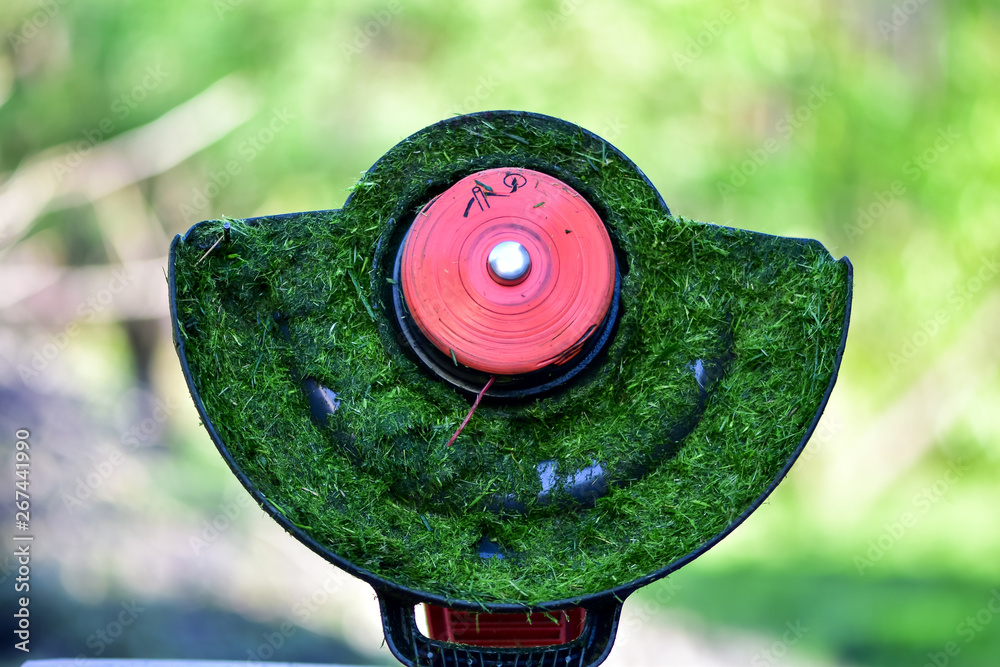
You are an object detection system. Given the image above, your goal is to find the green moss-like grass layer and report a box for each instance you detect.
[170,112,850,606]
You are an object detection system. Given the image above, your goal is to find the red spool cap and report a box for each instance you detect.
[400,168,616,376]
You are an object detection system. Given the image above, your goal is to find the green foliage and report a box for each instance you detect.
[642,567,1000,666]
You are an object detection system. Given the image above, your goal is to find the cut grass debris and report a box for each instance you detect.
[171,112,850,606]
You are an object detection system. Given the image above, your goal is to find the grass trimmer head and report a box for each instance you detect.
[169,111,852,667]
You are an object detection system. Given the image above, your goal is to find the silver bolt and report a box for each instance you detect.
[487,241,531,284]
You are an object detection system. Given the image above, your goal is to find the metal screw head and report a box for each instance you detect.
[487,241,531,285]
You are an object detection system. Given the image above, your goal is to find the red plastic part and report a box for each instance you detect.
[424,604,586,648]
[400,168,616,376]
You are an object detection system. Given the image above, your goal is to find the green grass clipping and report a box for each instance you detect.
[170,112,851,606]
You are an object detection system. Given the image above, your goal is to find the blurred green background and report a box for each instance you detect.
[0,0,997,665]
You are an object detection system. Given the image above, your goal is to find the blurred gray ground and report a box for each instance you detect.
[2,573,379,667]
